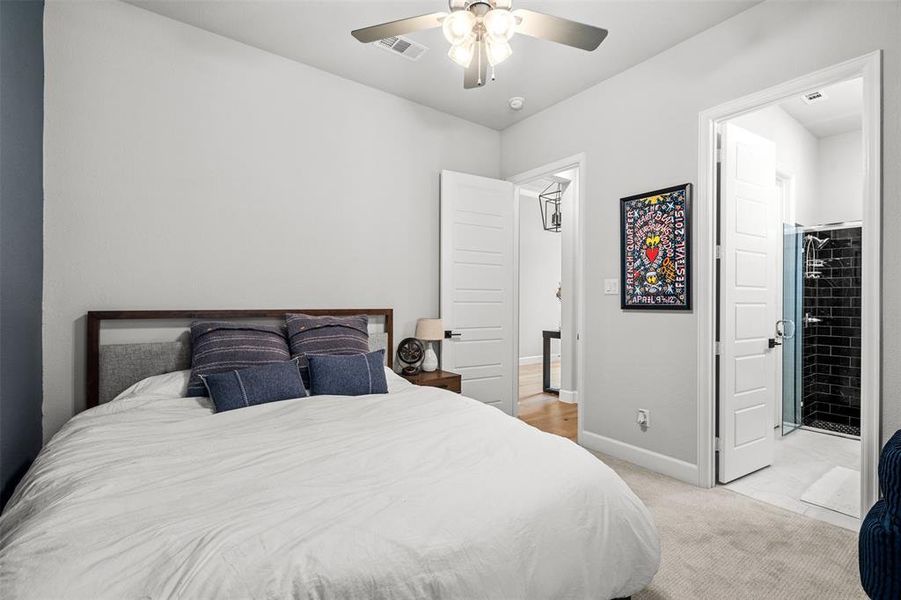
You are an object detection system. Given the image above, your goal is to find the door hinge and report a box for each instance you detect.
[714,341,721,356]
[715,245,721,259]
[715,437,722,451]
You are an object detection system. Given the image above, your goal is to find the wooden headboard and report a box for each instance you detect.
[86,308,393,409]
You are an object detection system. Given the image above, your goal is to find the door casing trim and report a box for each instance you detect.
[697,52,882,516]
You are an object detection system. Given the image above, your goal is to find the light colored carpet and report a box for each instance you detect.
[592,452,866,600]
[801,466,861,518]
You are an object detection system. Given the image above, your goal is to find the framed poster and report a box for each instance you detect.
[620,183,691,310]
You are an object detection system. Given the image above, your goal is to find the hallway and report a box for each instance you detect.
[517,361,577,441]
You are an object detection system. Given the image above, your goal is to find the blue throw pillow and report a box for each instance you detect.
[201,360,307,413]
[307,350,388,396]
[286,313,370,389]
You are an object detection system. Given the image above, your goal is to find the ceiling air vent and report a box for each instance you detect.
[375,36,427,61]
[801,90,828,105]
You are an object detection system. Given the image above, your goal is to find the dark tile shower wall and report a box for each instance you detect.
[801,226,862,436]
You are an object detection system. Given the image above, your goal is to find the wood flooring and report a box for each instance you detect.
[517,361,577,441]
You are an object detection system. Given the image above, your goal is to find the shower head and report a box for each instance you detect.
[805,234,829,250]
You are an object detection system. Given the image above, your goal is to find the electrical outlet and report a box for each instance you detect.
[637,409,650,427]
[604,279,619,295]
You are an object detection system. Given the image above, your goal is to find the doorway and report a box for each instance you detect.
[438,158,584,427]
[515,173,570,440]
[698,53,881,527]
[508,155,585,442]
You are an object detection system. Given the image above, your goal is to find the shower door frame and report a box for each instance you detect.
[696,52,882,517]
[781,222,804,436]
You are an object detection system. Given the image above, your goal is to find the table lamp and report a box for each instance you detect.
[415,318,443,372]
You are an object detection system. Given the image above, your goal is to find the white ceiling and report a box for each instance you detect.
[125,0,759,130]
[780,78,863,138]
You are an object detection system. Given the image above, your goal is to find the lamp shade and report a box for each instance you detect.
[415,318,444,341]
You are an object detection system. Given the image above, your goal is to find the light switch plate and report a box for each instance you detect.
[604,279,619,295]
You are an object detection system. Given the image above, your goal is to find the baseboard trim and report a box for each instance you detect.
[559,390,577,404]
[579,430,699,485]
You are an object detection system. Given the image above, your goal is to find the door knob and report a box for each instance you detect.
[768,338,782,349]
[444,330,462,339]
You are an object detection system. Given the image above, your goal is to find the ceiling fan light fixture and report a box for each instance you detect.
[486,38,512,66]
[442,10,476,45]
[483,8,516,41]
[448,40,475,68]
[351,1,609,90]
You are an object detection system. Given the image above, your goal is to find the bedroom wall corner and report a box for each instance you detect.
[499,0,900,474]
[0,0,45,509]
[40,0,501,441]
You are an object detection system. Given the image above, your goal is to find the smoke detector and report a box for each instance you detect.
[375,36,428,61]
[509,96,525,111]
[801,90,828,104]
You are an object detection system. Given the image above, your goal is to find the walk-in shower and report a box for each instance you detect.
[782,222,862,438]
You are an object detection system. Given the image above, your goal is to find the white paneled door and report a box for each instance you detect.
[718,123,778,483]
[440,170,515,414]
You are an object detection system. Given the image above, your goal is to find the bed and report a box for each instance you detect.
[0,309,660,599]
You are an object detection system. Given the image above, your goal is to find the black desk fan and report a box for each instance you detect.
[396,337,425,375]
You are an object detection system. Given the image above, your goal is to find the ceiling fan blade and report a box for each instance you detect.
[351,12,447,44]
[463,41,488,89]
[512,9,608,51]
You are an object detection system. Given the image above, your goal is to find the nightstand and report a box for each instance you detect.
[401,369,461,393]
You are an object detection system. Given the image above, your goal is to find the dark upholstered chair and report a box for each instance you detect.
[859,429,901,599]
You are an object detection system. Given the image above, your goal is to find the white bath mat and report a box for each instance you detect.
[801,466,860,518]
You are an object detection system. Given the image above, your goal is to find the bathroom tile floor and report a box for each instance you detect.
[722,428,861,531]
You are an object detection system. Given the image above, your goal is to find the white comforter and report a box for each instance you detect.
[0,378,659,599]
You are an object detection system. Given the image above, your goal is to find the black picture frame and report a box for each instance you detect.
[620,183,692,311]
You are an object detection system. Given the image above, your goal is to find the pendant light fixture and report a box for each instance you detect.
[539,181,563,233]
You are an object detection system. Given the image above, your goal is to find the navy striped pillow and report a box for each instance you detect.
[187,322,291,397]
[286,314,369,388]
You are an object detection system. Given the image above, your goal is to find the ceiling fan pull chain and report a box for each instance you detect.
[477,39,483,86]
[490,64,496,82]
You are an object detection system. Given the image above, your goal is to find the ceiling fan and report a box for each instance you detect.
[351,1,608,89]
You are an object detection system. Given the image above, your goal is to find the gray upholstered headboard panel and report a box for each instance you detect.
[99,341,190,405]
[98,332,390,405]
[369,331,389,356]
[89,310,393,407]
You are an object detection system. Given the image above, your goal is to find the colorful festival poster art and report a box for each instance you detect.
[620,183,691,310]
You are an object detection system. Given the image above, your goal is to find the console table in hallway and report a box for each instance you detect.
[542,329,560,394]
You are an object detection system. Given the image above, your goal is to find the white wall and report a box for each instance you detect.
[732,106,819,226]
[42,1,500,439]
[732,106,863,225]
[518,190,561,360]
[733,106,863,227]
[500,0,900,472]
[816,130,863,224]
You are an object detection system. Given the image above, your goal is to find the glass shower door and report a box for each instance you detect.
[781,224,803,435]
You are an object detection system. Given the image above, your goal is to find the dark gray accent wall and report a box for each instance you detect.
[1,0,44,510]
